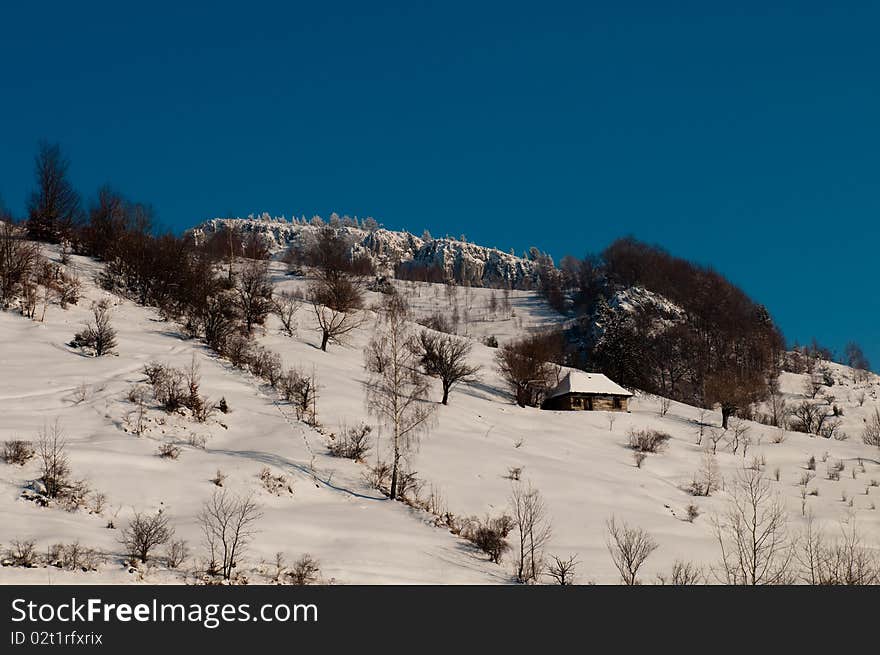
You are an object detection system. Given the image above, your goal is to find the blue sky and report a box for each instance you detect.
[1,1,878,366]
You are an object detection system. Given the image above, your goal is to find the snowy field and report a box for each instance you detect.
[2,247,879,584]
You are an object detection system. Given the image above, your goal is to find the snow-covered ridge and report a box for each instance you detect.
[189,215,545,289]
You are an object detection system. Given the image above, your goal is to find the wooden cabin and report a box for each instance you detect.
[541,370,633,412]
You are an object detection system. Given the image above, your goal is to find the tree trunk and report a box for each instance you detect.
[320,331,329,351]
[722,405,733,429]
[441,383,450,405]
[389,443,400,500]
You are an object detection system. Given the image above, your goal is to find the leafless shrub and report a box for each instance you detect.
[121,511,174,563]
[157,442,181,459]
[165,540,189,569]
[211,469,227,487]
[393,467,423,501]
[224,333,253,369]
[288,554,321,585]
[628,428,671,453]
[327,423,372,461]
[90,492,107,514]
[685,504,700,522]
[71,299,117,356]
[506,466,523,481]
[826,459,845,481]
[259,467,293,496]
[4,539,37,567]
[48,542,105,571]
[605,516,658,585]
[3,440,34,465]
[248,347,283,387]
[863,409,880,448]
[186,433,208,449]
[127,383,149,405]
[798,515,879,585]
[546,554,578,585]
[664,560,704,585]
[280,367,319,425]
[459,514,515,563]
[72,381,90,403]
[363,461,392,493]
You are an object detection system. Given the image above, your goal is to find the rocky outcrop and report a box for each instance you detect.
[189,216,544,289]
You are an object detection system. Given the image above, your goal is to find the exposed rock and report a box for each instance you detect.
[189,216,545,289]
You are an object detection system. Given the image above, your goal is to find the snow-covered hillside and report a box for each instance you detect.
[191,215,545,289]
[2,245,880,585]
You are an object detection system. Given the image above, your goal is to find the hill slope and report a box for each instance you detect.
[1,244,879,584]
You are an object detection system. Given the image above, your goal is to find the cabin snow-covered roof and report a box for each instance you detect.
[546,370,633,399]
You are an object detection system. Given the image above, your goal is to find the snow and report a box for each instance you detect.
[2,245,880,585]
[546,370,633,399]
[191,216,544,289]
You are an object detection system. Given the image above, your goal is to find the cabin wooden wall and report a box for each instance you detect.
[542,394,629,412]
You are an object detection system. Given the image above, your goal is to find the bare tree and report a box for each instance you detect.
[804,374,824,399]
[272,289,301,336]
[198,490,263,580]
[37,420,70,499]
[235,259,273,334]
[26,141,83,243]
[712,467,794,585]
[707,428,725,455]
[607,412,618,432]
[0,221,41,309]
[121,511,174,563]
[766,391,788,428]
[309,276,364,351]
[725,418,750,455]
[364,295,435,500]
[416,330,481,405]
[605,516,658,585]
[797,514,879,585]
[790,400,830,435]
[305,226,366,351]
[844,341,871,382]
[510,482,553,584]
[691,450,721,497]
[704,367,769,430]
[547,554,578,585]
[659,396,671,417]
[495,332,562,407]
